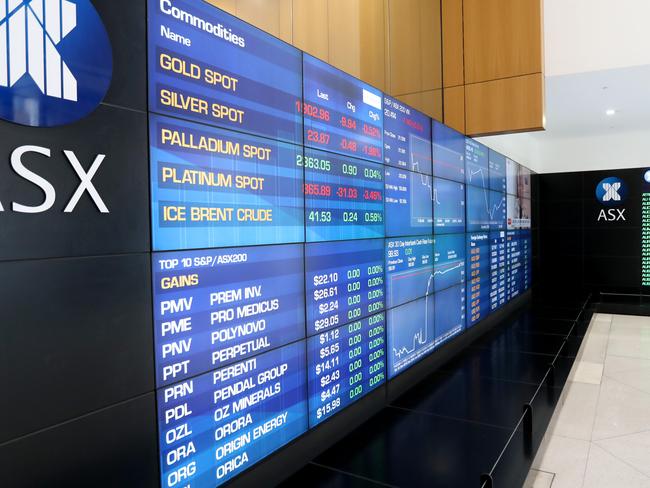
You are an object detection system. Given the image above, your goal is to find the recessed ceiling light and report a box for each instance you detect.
[606,109,616,116]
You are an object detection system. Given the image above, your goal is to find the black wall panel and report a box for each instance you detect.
[539,168,645,297]
[0,106,150,261]
[0,254,153,443]
[0,394,158,488]
[95,0,147,112]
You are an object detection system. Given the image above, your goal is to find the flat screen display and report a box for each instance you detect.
[467,186,506,232]
[303,149,384,242]
[489,149,507,193]
[489,231,508,311]
[467,232,491,327]
[305,239,385,335]
[157,341,308,488]
[435,284,466,345]
[465,139,489,190]
[383,96,432,174]
[152,244,305,387]
[434,234,466,292]
[148,0,303,144]
[385,167,434,237]
[433,178,466,234]
[506,158,519,196]
[507,195,532,229]
[150,115,304,251]
[307,313,386,426]
[303,54,383,162]
[432,120,465,182]
[507,230,523,299]
[385,236,435,309]
[387,295,435,378]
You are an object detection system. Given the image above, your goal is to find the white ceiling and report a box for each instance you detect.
[477,0,650,174]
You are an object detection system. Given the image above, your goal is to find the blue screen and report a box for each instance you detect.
[304,149,384,241]
[157,341,308,488]
[385,236,435,308]
[507,230,523,300]
[385,167,434,237]
[489,149,507,192]
[521,230,532,291]
[467,185,506,232]
[387,295,435,378]
[303,55,383,162]
[305,239,385,335]
[433,177,466,234]
[434,234,466,292]
[435,284,466,345]
[467,233,491,327]
[152,244,305,387]
[490,231,508,311]
[150,115,304,251]
[383,96,432,174]
[465,139,489,190]
[307,313,386,426]
[148,0,303,144]
[432,120,465,182]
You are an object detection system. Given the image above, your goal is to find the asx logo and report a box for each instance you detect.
[0,0,112,127]
[596,177,627,222]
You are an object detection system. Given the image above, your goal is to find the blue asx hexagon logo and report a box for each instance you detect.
[595,177,627,206]
[0,0,112,127]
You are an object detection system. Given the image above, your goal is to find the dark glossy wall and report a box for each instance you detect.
[0,1,159,486]
[538,168,644,300]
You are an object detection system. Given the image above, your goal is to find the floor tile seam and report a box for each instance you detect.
[307,462,400,488]
[590,442,650,481]
[601,373,650,397]
[386,405,517,433]
[591,428,650,443]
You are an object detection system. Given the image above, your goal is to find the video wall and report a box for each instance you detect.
[147,1,532,486]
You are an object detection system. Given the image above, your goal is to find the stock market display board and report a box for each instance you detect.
[147,1,534,486]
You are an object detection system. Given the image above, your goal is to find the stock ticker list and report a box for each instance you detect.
[643,192,650,286]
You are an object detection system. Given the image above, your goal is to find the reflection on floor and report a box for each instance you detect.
[525,313,650,488]
[281,297,592,488]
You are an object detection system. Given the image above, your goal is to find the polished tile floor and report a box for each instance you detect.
[526,313,650,488]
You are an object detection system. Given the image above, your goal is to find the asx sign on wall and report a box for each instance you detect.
[0,0,114,215]
[0,0,113,127]
[596,176,628,222]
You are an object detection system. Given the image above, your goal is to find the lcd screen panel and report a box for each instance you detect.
[305,239,385,336]
[387,295,435,378]
[506,158,519,196]
[157,341,308,488]
[303,54,383,162]
[385,167,434,237]
[304,149,384,242]
[518,166,532,199]
[489,149,507,193]
[148,0,303,144]
[383,95,432,174]
[385,236,434,309]
[467,186,505,232]
[489,230,508,311]
[435,284,466,345]
[465,139,489,190]
[433,177,466,234]
[507,195,532,230]
[432,120,465,182]
[507,230,523,300]
[434,234,466,292]
[467,233,491,327]
[307,313,386,427]
[150,115,304,251]
[152,244,305,387]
